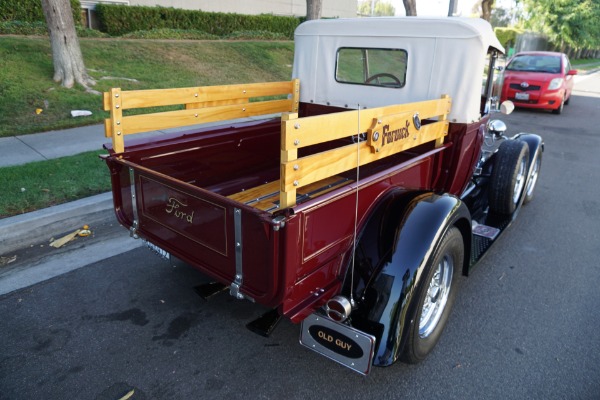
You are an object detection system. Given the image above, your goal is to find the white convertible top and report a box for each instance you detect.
[293,17,504,123]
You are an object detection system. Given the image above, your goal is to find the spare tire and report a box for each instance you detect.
[489,140,529,215]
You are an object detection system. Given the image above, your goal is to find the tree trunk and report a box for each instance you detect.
[41,0,95,89]
[403,0,417,16]
[306,0,322,20]
[480,0,495,22]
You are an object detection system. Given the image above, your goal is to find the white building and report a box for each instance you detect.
[80,0,357,29]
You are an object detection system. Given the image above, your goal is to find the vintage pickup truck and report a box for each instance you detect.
[102,17,543,375]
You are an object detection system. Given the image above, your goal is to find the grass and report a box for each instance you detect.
[0,35,294,217]
[0,151,110,218]
[0,36,295,137]
[571,58,600,71]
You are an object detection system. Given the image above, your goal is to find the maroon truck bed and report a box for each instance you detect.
[104,112,466,322]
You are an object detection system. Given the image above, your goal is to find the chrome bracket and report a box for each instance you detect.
[129,167,139,239]
[272,215,286,231]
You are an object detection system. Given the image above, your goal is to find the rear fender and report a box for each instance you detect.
[513,133,544,172]
[350,192,471,367]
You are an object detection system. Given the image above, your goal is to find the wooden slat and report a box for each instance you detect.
[435,94,450,148]
[228,176,352,212]
[106,99,293,137]
[279,112,299,208]
[185,98,248,110]
[227,181,280,204]
[281,120,448,192]
[282,98,452,150]
[118,81,295,110]
[108,88,124,153]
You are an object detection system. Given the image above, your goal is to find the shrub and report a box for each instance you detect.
[0,21,47,35]
[96,4,301,38]
[225,30,288,40]
[121,28,218,40]
[0,0,82,26]
[495,27,523,50]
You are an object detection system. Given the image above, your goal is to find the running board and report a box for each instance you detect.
[246,309,281,337]
[470,216,511,266]
[194,282,228,300]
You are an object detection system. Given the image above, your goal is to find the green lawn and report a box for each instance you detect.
[0,36,295,137]
[0,151,110,218]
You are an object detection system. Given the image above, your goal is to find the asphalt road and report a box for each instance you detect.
[1,73,599,400]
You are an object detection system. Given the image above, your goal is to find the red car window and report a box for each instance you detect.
[506,55,561,74]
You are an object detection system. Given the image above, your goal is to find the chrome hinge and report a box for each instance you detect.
[230,208,250,300]
[129,167,139,239]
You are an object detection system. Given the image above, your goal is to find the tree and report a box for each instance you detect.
[521,0,600,54]
[403,0,417,16]
[358,0,396,17]
[490,7,512,28]
[480,0,495,22]
[306,0,322,20]
[41,0,95,89]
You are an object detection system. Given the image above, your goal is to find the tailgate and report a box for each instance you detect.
[107,157,283,306]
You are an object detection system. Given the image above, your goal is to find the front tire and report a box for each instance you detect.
[401,227,463,364]
[552,96,564,114]
[489,140,529,215]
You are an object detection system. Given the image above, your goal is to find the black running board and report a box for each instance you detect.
[194,282,228,300]
[246,309,282,337]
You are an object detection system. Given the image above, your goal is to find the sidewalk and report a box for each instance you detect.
[0,122,187,168]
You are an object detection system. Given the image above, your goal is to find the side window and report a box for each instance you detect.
[335,48,407,88]
[564,57,572,73]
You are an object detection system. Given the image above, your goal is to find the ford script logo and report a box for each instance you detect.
[165,197,195,224]
[520,81,530,88]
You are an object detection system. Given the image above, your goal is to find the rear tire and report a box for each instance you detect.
[401,227,463,364]
[489,140,529,215]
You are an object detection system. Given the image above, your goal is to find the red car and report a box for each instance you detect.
[499,51,577,114]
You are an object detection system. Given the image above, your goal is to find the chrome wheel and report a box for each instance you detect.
[419,254,453,339]
[526,153,540,198]
[512,156,527,205]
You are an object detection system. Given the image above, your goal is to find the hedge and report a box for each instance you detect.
[96,4,302,38]
[0,0,82,26]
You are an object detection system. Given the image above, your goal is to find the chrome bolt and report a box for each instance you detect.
[294,123,300,129]
[115,93,119,98]
[294,139,300,146]
[293,180,299,186]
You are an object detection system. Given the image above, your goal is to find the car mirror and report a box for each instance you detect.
[500,100,514,115]
[567,69,578,76]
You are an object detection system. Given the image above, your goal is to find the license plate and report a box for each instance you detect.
[144,240,170,260]
[300,313,376,375]
[515,92,529,100]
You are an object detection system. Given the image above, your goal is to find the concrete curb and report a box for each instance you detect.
[0,192,114,255]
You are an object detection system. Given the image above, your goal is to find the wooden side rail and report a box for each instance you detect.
[279,95,452,208]
[104,79,300,153]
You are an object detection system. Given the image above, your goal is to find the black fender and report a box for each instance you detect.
[512,133,544,169]
[350,192,471,367]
